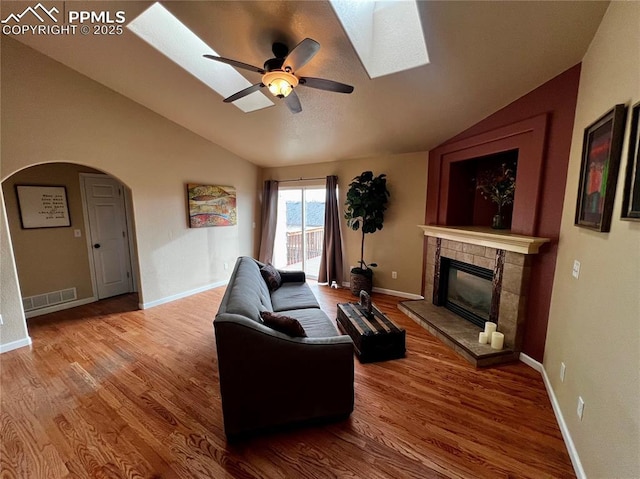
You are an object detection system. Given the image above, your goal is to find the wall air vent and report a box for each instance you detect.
[22,287,77,312]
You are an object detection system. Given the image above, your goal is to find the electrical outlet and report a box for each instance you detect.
[577,396,585,420]
[74,229,82,238]
[572,260,581,279]
[224,262,229,270]
[560,362,566,382]
[392,271,398,279]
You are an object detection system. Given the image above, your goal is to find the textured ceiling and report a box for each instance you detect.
[4,1,609,167]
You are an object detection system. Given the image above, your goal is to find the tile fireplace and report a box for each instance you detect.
[399,225,549,366]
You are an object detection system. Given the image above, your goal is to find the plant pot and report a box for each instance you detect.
[492,213,507,229]
[350,271,373,296]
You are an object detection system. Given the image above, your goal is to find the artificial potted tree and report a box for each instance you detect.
[344,171,390,296]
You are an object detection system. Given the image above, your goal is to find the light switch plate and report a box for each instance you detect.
[572,260,581,279]
[577,396,585,420]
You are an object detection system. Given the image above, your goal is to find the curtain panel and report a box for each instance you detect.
[318,175,344,284]
[258,180,279,264]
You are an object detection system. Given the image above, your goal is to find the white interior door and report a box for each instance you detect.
[83,176,132,299]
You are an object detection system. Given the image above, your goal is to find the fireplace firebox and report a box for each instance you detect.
[436,258,494,328]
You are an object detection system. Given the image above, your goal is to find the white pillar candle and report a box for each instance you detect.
[478,332,488,344]
[484,322,497,340]
[491,332,505,350]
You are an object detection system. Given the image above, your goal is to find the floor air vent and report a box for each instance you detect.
[22,287,77,312]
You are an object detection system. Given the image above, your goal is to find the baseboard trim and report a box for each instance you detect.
[25,296,98,318]
[341,282,424,300]
[140,280,227,309]
[1,337,33,354]
[518,353,585,479]
[519,352,543,372]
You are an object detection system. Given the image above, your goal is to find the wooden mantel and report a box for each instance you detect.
[418,225,550,255]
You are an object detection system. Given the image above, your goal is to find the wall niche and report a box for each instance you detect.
[446,149,518,229]
[426,113,547,237]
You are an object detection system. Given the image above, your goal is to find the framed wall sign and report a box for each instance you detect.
[15,185,71,229]
[575,104,627,232]
[621,101,640,219]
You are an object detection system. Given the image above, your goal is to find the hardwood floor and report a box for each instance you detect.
[0,284,575,478]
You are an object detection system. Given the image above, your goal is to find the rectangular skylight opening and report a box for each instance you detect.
[330,0,429,79]
[127,2,273,113]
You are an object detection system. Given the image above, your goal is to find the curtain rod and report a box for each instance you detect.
[277,176,327,183]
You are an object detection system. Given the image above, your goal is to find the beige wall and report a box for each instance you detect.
[544,2,640,477]
[264,152,428,296]
[1,183,30,349]
[1,38,261,348]
[2,163,102,301]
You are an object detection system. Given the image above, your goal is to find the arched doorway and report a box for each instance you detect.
[1,162,140,320]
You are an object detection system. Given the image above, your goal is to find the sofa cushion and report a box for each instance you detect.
[271,283,320,312]
[260,264,282,292]
[222,258,273,321]
[277,308,340,338]
[260,311,307,337]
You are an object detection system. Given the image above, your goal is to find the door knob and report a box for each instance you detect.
[93,243,101,249]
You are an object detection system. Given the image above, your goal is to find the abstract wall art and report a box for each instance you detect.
[187,184,237,228]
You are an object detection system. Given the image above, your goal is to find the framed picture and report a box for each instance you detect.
[15,185,71,229]
[621,101,640,219]
[575,104,627,232]
[187,184,237,228]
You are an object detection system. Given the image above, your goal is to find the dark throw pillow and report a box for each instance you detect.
[260,264,282,291]
[260,311,307,338]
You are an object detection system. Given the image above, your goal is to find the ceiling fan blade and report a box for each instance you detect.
[283,38,320,73]
[224,83,264,103]
[203,54,265,74]
[299,77,354,94]
[284,90,302,114]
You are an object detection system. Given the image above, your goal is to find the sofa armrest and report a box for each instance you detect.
[213,314,354,438]
[279,270,306,283]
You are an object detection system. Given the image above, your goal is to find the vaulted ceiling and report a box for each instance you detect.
[5,1,609,167]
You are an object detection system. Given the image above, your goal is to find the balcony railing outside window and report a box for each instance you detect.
[286,227,324,266]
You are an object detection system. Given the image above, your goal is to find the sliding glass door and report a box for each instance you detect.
[273,187,325,278]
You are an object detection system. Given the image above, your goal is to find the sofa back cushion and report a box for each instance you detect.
[219,257,273,321]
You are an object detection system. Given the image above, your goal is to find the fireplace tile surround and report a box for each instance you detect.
[399,226,549,367]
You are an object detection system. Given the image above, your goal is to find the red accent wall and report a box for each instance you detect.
[425,64,581,361]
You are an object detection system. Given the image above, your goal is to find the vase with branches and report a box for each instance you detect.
[344,171,390,295]
[476,162,516,229]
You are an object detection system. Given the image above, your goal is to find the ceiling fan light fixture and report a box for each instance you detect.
[262,71,299,98]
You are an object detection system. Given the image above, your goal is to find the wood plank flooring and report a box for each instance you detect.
[0,284,575,478]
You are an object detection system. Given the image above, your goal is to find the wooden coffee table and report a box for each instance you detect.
[337,302,406,363]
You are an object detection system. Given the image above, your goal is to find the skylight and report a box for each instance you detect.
[330,0,429,79]
[127,3,273,113]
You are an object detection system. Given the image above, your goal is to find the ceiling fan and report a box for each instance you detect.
[203,38,354,114]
